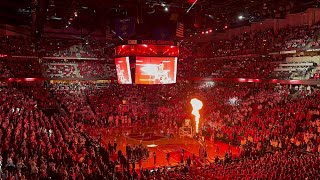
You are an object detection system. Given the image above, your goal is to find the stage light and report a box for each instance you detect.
[164,7,169,12]
[74,12,78,17]
[201,31,204,34]
[186,0,198,13]
[147,144,158,148]
[209,29,212,33]
[205,31,208,34]
[238,15,244,20]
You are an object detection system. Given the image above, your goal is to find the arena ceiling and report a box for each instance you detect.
[0,0,316,40]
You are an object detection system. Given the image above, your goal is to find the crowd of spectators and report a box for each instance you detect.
[0,59,42,78]
[43,63,78,78]
[1,9,320,179]
[78,61,116,79]
[181,22,320,59]
[269,61,318,80]
[1,22,320,80]
[179,55,283,78]
[52,88,96,122]
[0,87,125,179]
[275,24,320,50]
[50,82,320,179]
[0,35,107,58]
[143,152,319,179]
[0,36,35,56]
[177,22,320,80]
[40,39,107,58]
[0,80,319,179]
[42,61,116,79]
[0,62,12,78]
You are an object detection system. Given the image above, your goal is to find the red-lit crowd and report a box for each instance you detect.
[179,55,283,78]
[0,82,319,179]
[0,21,320,80]
[0,15,320,180]
[180,22,320,59]
[0,87,119,180]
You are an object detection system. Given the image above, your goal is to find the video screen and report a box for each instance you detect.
[135,57,177,84]
[115,57,132,84]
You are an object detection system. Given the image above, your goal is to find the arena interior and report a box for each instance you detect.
[0,0,320,179]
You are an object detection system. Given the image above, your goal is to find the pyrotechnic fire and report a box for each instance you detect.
[190,98,203,133]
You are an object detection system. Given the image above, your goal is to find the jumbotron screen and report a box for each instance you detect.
[115,57,132,84]
[135,56,177,84]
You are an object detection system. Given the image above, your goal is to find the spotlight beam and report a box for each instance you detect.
[186,0,198,14]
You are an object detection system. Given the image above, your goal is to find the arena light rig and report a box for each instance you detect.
[190,98,203,134]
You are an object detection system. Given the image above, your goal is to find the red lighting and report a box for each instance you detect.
[224,25,228,29]
[209,29,212,33]
[115,45,179,57]
[201,32,205,34]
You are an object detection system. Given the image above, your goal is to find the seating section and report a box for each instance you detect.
[0,36,35,56]
[41,40,106,58]
[1,23,320,80]
[180,23,320,59]
[0,59,42,78]
[142,152,319,179]
[178,23,320,79]
[270,61,317,80]
[49,82,97,121]
[0,62,12,78]
[0,60,116,79]
[0,80,319,179]
[1,4,320,179]
[78,61,116,78]
[42,61,116,79]
[43,63,78,78]
[0,87,116,179]
[183,56,282,78]
[310,67,320,80]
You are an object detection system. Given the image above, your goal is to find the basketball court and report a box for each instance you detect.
[87,126,240,170]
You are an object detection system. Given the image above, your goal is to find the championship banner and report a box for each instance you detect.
[176,22,184,38]
[114,17,136,37]
[106,26,113,40]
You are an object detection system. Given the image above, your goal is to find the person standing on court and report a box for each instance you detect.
[153,152,156,166]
